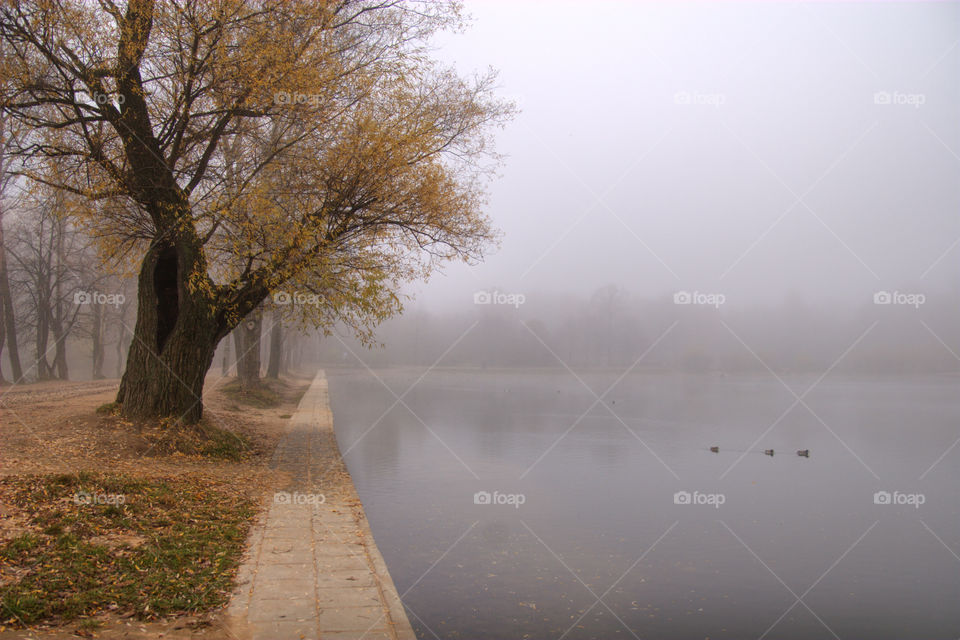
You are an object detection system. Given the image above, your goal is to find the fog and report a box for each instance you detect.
[422,1,959,304]
[4,1,958,379]
[1,4,958,639]
[320,0,960,372]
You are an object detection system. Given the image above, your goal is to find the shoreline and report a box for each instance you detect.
[227,370,416,640]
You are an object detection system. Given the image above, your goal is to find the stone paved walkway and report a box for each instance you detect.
[227,372,416,640]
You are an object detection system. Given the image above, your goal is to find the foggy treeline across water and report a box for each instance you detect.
[318,285,960,373]
[7,282,958,382]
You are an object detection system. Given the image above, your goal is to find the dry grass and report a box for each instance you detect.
[0,373,310,638]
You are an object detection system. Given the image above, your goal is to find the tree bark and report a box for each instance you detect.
[116,240,225,424]
[114,320,127,378]
[49,309,69,380]
[232,329,241,377]
[0,198,22,382]
[35,288,53,381]
[220,332,230,376]
[266,314,282,379]
[0,116,23,383]
[280,333,292,376]
[92,302,104,379]
[0,305,5,383]
[234,306,262,391]
[51,221,68,380]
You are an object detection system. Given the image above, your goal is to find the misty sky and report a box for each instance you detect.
[409,1,960,312]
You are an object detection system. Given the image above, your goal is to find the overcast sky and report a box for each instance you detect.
[406,1,960,312]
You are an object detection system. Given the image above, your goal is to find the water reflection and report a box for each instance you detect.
[329,369,960,640]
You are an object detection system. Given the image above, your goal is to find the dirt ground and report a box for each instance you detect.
[0,373,313,639]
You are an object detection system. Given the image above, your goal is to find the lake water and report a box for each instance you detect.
[328,369,960,639]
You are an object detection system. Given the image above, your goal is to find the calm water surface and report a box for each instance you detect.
[328,369,960,639]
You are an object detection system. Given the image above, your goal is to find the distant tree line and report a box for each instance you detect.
[317,284,960,374]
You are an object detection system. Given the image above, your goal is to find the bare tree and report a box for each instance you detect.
[0,115,23,382]
[6,190,98,380]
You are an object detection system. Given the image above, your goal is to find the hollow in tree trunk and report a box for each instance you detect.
[116,241,225,424]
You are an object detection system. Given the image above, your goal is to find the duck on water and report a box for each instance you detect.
[709,446,810,457]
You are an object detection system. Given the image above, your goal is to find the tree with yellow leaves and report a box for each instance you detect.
[0,0,510,422]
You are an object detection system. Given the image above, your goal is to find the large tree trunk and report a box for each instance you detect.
[116,241,223,424]
[0,214,21,382]
[51,223,69,380]
[91,302,104,379]
[220,333,231,376]
[232,329,241,378]
[0,119,23,383]
[35,291,53,381]
[114,320,127,378]
[266,314,282,379]
[50,311,69,380]
[280,332,292,376]
[0,307,5,383]
[234,306,262,391]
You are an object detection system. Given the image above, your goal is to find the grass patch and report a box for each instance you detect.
[95,401,120,415]
[141,418,252,461]
[0,472,257,627]
[220,379,282,409]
